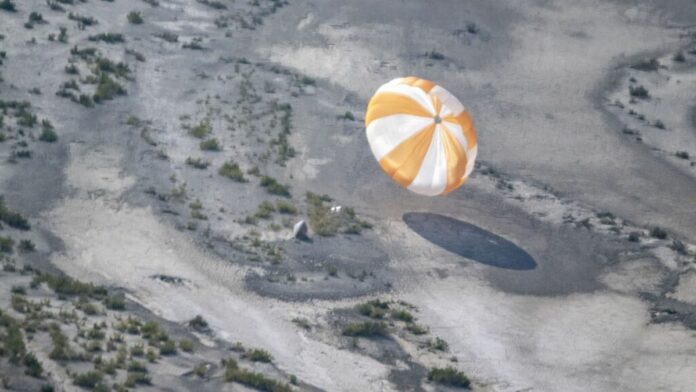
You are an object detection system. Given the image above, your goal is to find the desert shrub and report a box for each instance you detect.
[68,12,98,28]
[246,348,272,363]
[129,344,144,357]
[25,12,45,28]
[219,161,246,182]
[142,0,159,6]
[337,111,355,121]
[299,76,315,86]
[140,321,165,341]
[197,0,227,9]
[193,362,208,377]
[276,200,297,214]
[30,12,44,23]
[179,339,194,353]
[88,33,125,44]
[3,323,26,363]
[406,323,428,335]
[127,360,147,373]
[18,239,35,252]
[291,318,310,330]
[654,120,665,129]
[224,358,292,392]
[676,151,690,160]
[125,371,151,387]
[94,57,130,78]
[670,239,687,255]
[16,109,37,127]
[629,85,650,99]
[70,45,98,59]
[33,273,107,298]
[125,48,145,62]
[182,38,205,50]
[199,138,220,151]
[104,294,125,310]
[0,236,14,253]
[673,51,686,62]
[65,64,79,74]
[391,309,414,323]
[630,58,659,71]
[307,197,336,236]
[13,150,33,160]
[189,120,211,138]
[73,370,103,388]
[430,337,449,351]
[159,340,177,356]
[628,231,641,242]
[155,32,178,43]
[127,11,143,24]
[185,157,209,169]
[0,0,17,12]
[356,300,389,319]
[87,325,106,341]
[260,176,290,197]
[61,80,80,91]
[93,74,125,103]
[146,348,157,363]
[649,226,667,239]
[140,127,157,146]
[23,352,43,377]
[76,298,99,315]
[39,128,58,142]
[48,325,78,360]
[188,315,209,332]
[11,285,26,295]
[77,94,94,107]
[254,201,275,219]
[327,266,338,277]
[424,50,445,60]
[342,321,388,338]
[58,26,68,42]
[427,367,470,388]
[11,295,39,313]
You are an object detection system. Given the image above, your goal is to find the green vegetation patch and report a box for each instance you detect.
[427,367,470,389]
[127,11,144,24]
[260,176,290,197]
[219,161,247,182]
[224,358,293,392]
[342,321,388,338]
[0,196,31,230]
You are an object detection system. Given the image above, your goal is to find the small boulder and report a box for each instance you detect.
[293,220,308,240]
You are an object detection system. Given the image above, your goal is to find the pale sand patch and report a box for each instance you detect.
[600,258,667,295]
[46,145,393,391]
[670,271,696,305]
[404,274,696,392]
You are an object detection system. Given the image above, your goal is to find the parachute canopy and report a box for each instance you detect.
[365,77,477,196]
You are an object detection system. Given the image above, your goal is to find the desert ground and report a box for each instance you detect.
[0,0,695,391]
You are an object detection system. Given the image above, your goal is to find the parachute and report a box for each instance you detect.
[365,77,477,196]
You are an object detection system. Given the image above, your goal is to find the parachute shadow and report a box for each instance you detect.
[403,212,537,270]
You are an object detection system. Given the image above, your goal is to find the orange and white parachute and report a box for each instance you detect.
[365,77,478,196]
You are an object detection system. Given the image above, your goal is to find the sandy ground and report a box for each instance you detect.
[1,0,696,391]
[46,143,391,391]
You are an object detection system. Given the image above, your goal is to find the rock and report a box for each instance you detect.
[293,220,308,239]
